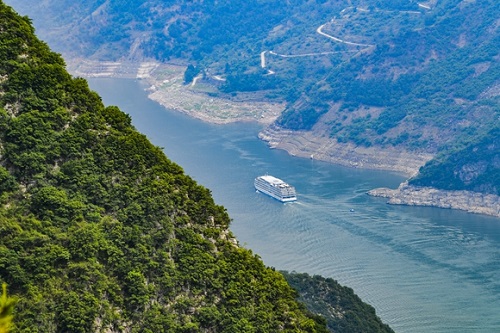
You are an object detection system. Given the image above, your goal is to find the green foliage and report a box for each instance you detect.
[183,64,200,85]
[374,0,419,10]
[0,3,338,333]
[102,106,132,131]
[0,167,17,194]
[124,270,149,313]
[409,127,500,194]
[278,104,329,131]
[221,72,280,93]
[55,291,98,333]
[30,186,83,221]
[0,284,16,333]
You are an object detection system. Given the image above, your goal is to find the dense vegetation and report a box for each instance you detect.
[7,0,499,196]
[0,2,396,332]
[409,127,500,195]
[0,3,328,332]
[282,272,394,333]
[0,284,16,333]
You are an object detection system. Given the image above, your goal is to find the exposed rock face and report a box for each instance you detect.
[259,125,434,176]
[368,182,500,218]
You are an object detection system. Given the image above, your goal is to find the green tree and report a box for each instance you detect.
[0,284,16,333]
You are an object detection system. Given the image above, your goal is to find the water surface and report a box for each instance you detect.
[89,78,500,333]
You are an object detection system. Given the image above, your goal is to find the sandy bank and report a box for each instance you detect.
[144,64,283,125]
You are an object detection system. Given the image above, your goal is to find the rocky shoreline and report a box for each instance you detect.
[259,124,434,176]
[368,182,500,218]
[66,59,500,219]
[259,126,500,218]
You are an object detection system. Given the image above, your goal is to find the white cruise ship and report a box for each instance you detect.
[254,175,297,202]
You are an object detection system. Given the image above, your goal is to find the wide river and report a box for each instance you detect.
[88,78,500,333]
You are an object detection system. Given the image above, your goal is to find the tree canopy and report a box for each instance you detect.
[0,2,393,332]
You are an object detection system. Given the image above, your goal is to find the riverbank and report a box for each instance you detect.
[259,124,434,176]
[145,65,283,125]
[255,127,500,219]
[67,60,432,175]
[368,182,500,218]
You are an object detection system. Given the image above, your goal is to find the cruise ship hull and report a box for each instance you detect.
[254,175,297,202]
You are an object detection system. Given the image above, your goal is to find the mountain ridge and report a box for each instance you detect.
[0,2,394,332]
[7,0,499,216]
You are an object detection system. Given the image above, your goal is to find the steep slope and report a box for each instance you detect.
[6,0,499,211]
[410,127,500,194]
[0,2,396,332]
[0,3,329,332]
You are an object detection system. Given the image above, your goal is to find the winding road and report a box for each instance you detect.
[316,23,375,48]
[256,3,429,75]
[268,50,357,58]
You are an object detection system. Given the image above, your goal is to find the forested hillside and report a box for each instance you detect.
[410,127,500,195]
[0,2,396,332]
[282,272,394,333]
[7,0,499,198]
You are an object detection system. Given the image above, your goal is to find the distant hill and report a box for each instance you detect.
[0,2,395,332]
[282,271,394,333]
[7,0,499,200]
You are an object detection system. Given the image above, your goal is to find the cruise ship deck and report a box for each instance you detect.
[254,175,297,202]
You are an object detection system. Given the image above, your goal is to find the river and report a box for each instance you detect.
[88,78,500,333]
